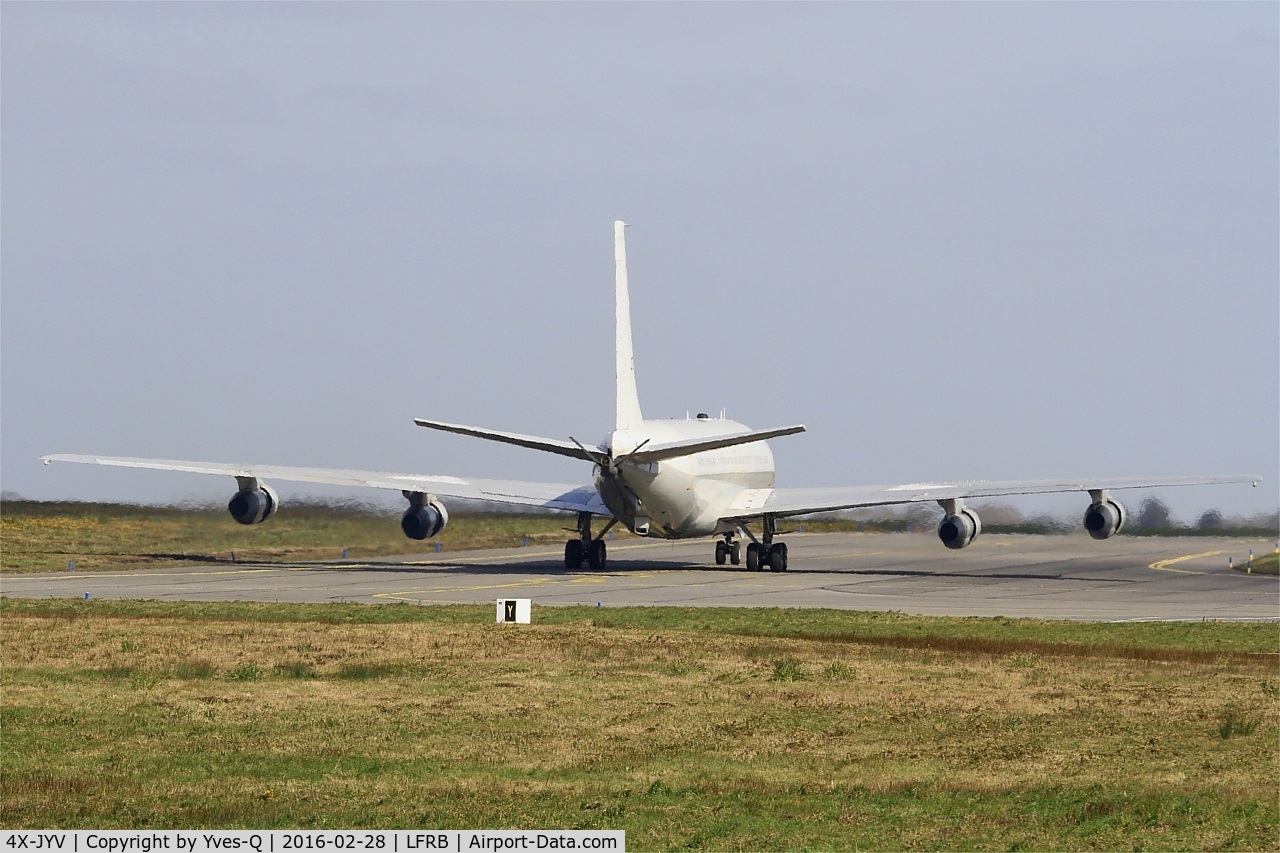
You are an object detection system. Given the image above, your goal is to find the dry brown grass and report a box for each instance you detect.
[1,503,631,572]
[5,612,1274,783]
[4,606,1277,847]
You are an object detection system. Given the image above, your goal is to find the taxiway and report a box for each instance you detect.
[3,533,1276,621]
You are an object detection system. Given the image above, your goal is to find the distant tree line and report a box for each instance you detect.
[836,497,1278,536]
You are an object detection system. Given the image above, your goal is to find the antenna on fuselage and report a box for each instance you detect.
[615,220,643,431]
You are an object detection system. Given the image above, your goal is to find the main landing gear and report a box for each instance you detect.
[746,541,788,572]
[722,516,788,572]
[565,512,615,571]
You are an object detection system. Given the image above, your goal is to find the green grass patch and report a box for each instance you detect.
[771,656,806,681]
[1217,712,1260,740]
[4,596,1276,656]
[2,598,1276,847]
[334,662,404,680]
[224,663,264,682]
[173,659,219,679]
[271,662,317,679]
[1238,551,1280,575]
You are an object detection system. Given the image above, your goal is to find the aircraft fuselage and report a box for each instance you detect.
[599,417,774,538]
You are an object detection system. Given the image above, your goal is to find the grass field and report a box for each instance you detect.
[0,501,642,572]
[2,598,1277,849]
[1236,551,1280,576]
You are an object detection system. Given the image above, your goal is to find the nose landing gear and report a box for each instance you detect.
[714,534,742,566]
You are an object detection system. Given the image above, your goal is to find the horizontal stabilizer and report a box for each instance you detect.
[628,424,806,463]
[414,419,606,462]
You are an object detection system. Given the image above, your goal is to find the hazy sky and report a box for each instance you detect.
[3,2,1277,523]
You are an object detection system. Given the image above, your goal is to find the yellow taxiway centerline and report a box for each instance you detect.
[332,538,678,569]
[21,567,281,581]
[1148,550,1224,575]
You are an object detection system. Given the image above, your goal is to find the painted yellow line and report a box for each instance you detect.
[25,567,280,581]
[339,539,678,569]
[371,577,555,599]
[810,550,891,561]
[368,567,691,600]
[370,567,681,598]
[19,539,688,580]
[1149,550,1224,575]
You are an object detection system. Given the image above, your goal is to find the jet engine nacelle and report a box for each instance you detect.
[401,493,449,540]
[938,507,981,550]
[228,483,279,525]
[1083,498,1125,540]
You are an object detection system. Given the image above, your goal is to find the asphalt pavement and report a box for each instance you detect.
[4,532,1277,621]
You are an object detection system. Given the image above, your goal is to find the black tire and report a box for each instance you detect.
[715,541,727,565]
[730,542,741,565]
[746,543,761,572]
[588,539,607,571]
[565,539,583,568]
[769,542,788,572]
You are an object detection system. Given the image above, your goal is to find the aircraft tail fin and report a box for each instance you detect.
[614,220,644,431]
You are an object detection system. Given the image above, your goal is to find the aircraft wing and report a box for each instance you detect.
[723,474,1262,519]
[40,454,607,515]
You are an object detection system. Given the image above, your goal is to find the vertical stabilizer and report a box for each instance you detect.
[614,220,644,431]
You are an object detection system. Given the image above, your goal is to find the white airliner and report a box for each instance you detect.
[44,222,1259,572]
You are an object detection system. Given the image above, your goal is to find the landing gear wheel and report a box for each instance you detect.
[715,541,728,565]
[768,542,788,572]
[588,539,607,571]
[730,542,741,565]
[746,543,762,572]
[564,539,583,568]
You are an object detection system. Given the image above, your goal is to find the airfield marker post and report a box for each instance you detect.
[497,598,531,624]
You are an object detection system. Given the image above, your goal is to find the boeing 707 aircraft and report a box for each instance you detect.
[44,222,1260,572]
